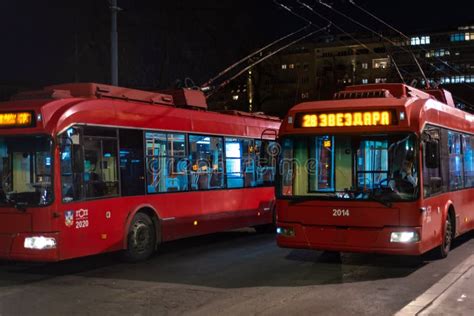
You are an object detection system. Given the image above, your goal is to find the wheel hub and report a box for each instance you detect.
[131,221,151,253]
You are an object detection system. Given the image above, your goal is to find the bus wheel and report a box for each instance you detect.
[122,213,156,262]
[437,215,454,259]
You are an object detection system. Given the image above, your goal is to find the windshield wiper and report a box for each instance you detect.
[287,194,335,204]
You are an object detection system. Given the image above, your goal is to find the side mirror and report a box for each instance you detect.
[425,141,439,169]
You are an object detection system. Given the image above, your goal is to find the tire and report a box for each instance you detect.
[122,212,156,262]
[436,214,454,259]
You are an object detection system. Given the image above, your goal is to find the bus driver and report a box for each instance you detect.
[389,157,418,194]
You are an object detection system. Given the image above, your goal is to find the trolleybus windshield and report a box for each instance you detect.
[279,133,419,202]
[0,135,53,207]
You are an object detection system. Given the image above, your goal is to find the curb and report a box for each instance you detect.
[395,254,474,315]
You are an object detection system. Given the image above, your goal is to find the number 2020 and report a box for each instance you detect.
[332,209,350,217]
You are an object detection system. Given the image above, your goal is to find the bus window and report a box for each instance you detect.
[448,131,464,190]
[279,138,295,196]
[189,135,224,190]
[224,138,255,189]
[356,140,388,190]
[119,129,145,196]
[242,139,256,187]
[422,126,442,197]
[255,140,277,186]
[60,128,83,202]
[145,132,187,193]
[225,138,244,188]
[463,135,474,188]
[60,127,119,202]
[309,136,335,192]
[83,137,119,199]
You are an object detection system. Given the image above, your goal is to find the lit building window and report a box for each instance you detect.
[439,75,474,84]
[289,64,295,69]
[426,48,450,58]
[375,78,387,83]
[362,78,368,84]
[281,64,287,70]
[450,33,472,42]
[301,92,309,99]
[411,36,430,45]
[232,95,239,101]
[372,58,389,69]
[361,63,368,69]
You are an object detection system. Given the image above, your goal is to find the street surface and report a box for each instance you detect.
[0,230,472,315]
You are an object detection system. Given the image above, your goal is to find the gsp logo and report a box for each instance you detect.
[76,209,88,219]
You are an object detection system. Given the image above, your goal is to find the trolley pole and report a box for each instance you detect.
[110,0,120,85]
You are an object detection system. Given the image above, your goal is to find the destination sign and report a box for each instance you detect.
[297,111,393,128]
[0,112,34,128]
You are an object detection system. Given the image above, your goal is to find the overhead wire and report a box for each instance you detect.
[201,24,311,89]
[310,0,474,110]
[346,0,474,111]
[207,24,330,98]
[277,0,409,82]
[278,0,474,111]
[309,0,431,86]
[348,0,472,79]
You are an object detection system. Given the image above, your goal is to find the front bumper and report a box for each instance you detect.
[0,232,60,262]
[276,222,423,255]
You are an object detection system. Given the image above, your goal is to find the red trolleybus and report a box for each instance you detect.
[0,83,280,262]
[276,83,474,258]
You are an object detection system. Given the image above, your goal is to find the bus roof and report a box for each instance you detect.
[283,83,473,135]
[0,83,280,139]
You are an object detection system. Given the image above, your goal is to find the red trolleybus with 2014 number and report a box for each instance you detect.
[0,83,280,262]
[276,83,474,258]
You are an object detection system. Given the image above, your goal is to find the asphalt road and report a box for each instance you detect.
[0,230,473,315]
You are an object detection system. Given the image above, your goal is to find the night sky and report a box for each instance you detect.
[0,0,472,88]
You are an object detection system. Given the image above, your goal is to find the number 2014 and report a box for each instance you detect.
[332,209,350,217]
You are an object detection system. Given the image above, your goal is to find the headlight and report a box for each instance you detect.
[276,226,295,237]
[24,236,57,250]
[390,232,419,243]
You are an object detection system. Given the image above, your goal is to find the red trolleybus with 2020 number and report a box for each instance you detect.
[276,83,473,258]
[0,83,280,262]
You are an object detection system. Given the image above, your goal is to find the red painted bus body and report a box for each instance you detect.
[0,83,280,262]
[276,84,474,257]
